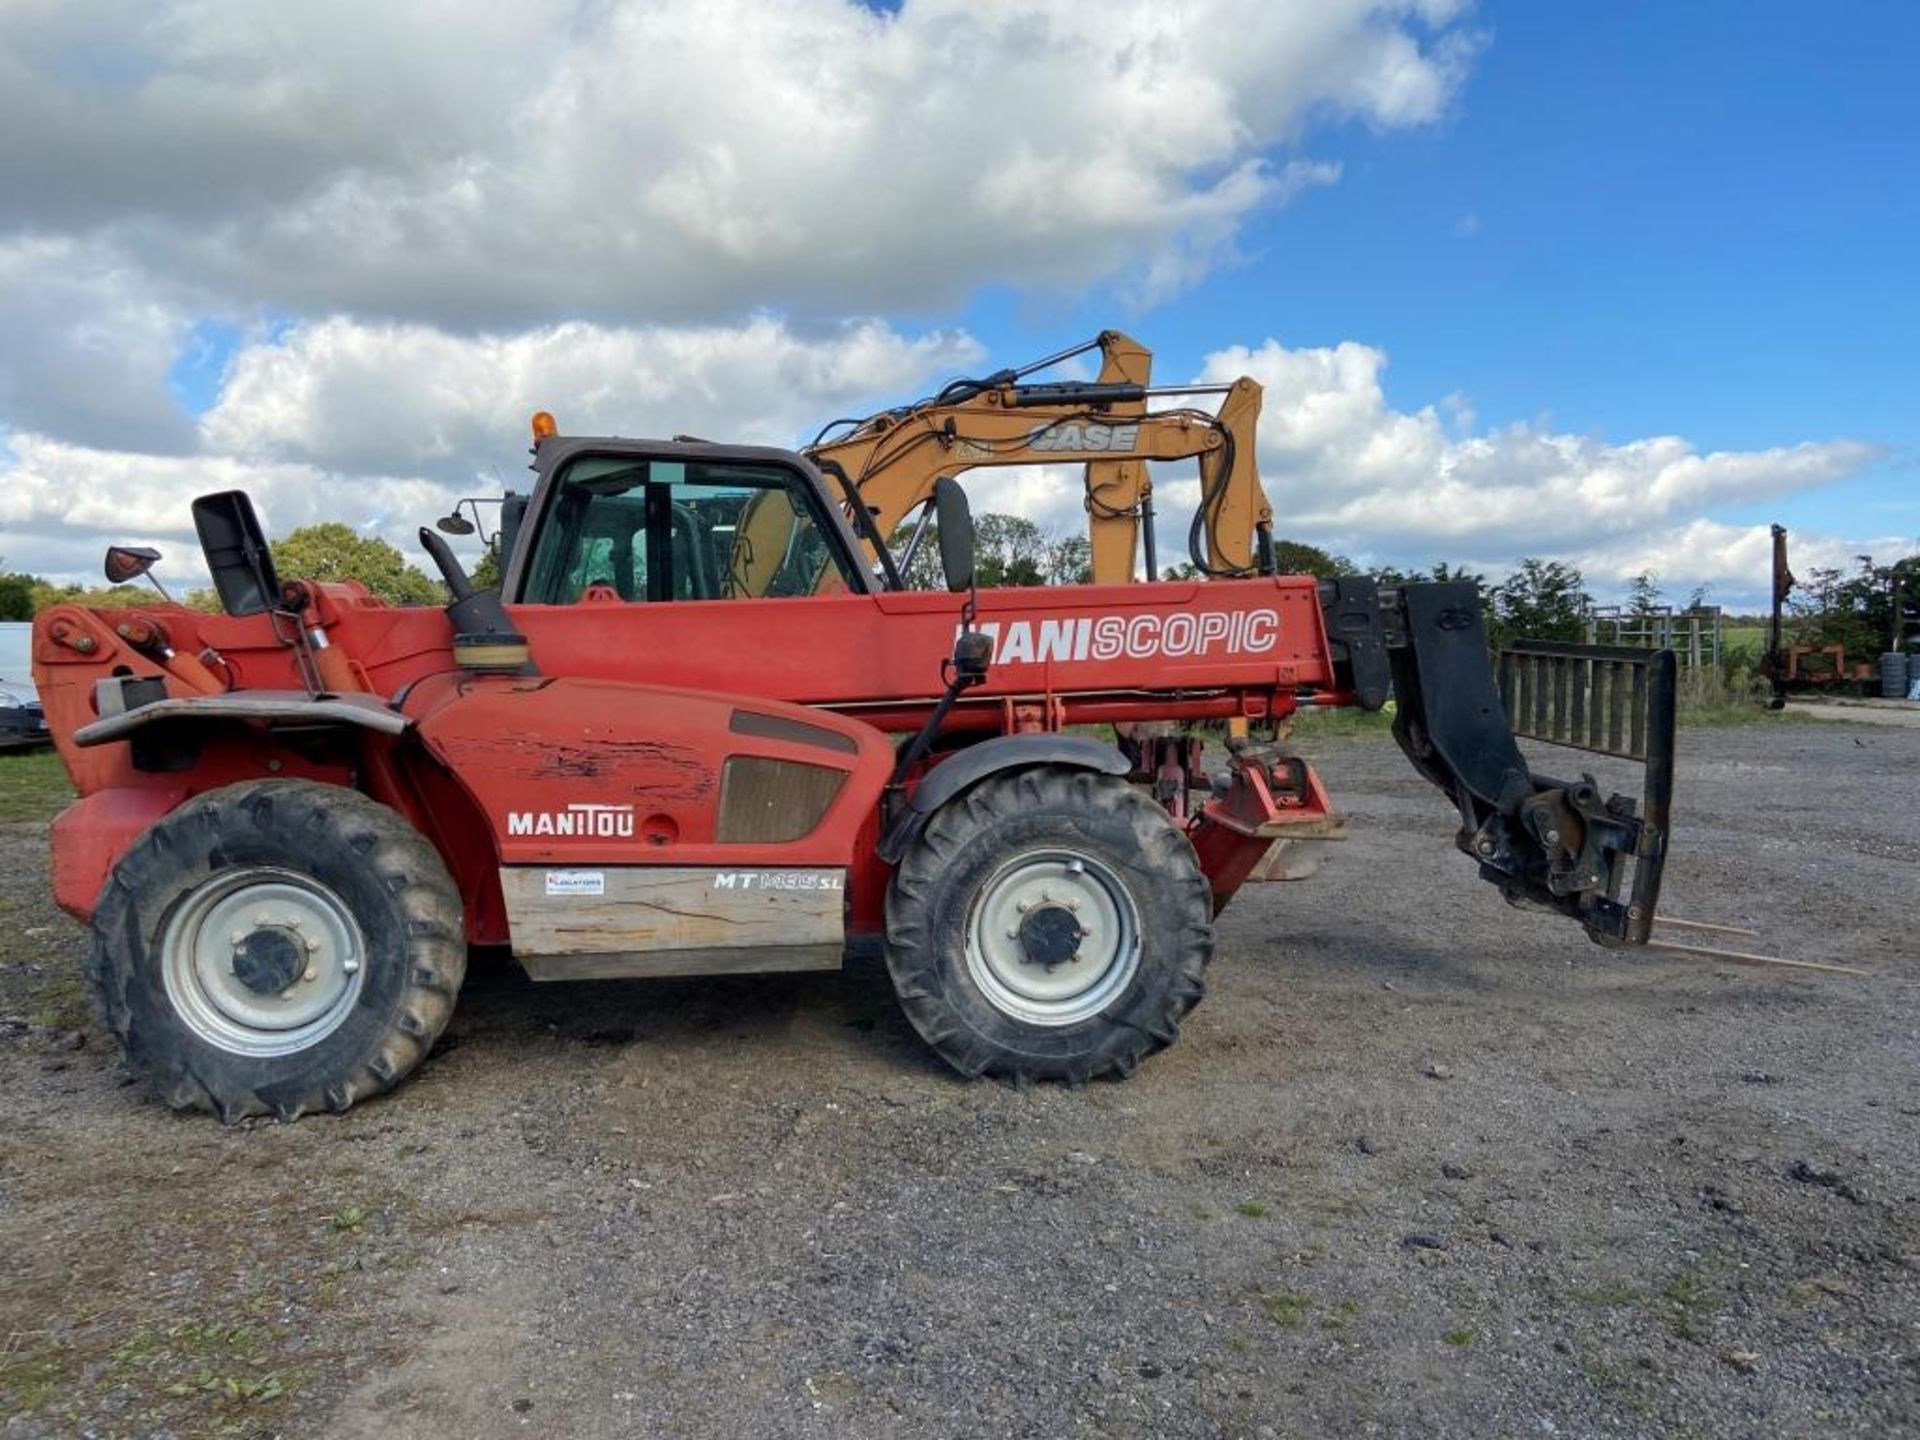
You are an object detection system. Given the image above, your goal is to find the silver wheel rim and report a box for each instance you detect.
[160,867,367,1058]
[964,847,1141,1027]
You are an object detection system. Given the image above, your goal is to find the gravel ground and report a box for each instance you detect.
[1,719,1915,1439]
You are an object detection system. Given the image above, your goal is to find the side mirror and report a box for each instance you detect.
[103,545,162,585]
[952,628,992,686]
[191,490,282,617]
[933,476,975,594]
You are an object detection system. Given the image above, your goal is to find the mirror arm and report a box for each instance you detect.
[884,626,993,813]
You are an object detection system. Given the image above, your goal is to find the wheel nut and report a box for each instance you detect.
[342,958,361,975]
[302,966,317,983]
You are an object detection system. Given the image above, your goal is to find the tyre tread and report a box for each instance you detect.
[885,765,1213,1085]
[88,779,467,1123]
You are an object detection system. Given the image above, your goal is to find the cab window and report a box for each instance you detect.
[523,458,859,604]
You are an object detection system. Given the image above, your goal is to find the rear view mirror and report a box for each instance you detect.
[103,545,162,585]
[191,491,282,617]
[933,476,975,594]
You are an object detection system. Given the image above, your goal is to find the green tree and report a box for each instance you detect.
[973,513,1049,587]
[1490,558,1590,647]
[1427,561,1487,587]
[271,524,444,606]
[1044,534,1092,586]
[0,570,38,620]
[1624,570,1663,616]
[26,581,155,612]
[1267,540,1356,579]
[884,512,1083,590]
[470,544,503,592]
[1375,561,1487,589]
[885,519,950,591]
[1790,551,1920,658]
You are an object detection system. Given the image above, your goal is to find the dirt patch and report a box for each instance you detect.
[2,723,1916,1437]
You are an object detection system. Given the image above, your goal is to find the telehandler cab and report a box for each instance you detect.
[33,382,1682,1122]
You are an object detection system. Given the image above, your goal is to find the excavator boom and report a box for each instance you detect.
[805,332,1274,586]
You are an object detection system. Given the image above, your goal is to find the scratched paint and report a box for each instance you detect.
[445,733,715,804]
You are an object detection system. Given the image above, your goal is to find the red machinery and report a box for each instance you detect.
[33,421,1678,1121]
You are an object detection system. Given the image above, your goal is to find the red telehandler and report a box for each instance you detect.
[32,346,1682,1122]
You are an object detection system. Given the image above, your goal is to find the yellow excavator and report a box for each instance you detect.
[796,331,1275,589]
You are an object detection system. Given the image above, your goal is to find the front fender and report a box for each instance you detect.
[877,734,1131,864]
[51,787,188,922]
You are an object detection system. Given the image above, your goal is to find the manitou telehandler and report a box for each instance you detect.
[34,344,1687,1123]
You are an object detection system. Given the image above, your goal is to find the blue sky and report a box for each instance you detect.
[945,2,1918,571]
[3,1,1913,603]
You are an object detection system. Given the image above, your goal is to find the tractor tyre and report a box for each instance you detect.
[89,779,466,1122]
[885,765,1213,1085]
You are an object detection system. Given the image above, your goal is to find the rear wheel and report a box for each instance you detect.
[885,766,1213,1084]
[90,780,466,1122]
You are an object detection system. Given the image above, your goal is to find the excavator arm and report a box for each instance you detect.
[801,332,1274,588]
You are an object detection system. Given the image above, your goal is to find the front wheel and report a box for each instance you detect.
[885,766,1213,1084]
[90,780,466,1122]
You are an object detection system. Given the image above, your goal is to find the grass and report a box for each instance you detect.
[0,1187,409,1430]
[325,1206,368,1234]
[1319,1299,1361,1333]
[0,747,72,822]
[1260,1289,1314,1328]
[1442,1328,1475,1347]
[1570,1265,1729,1342]
[1657,1272,1728,1341]
[1289,705,1394,740]
[1723,624,1767,662]
[0,756,90,1030]
[0,1350,68,1414]
[1673,662,1809,728]
[1287,653,1809,743]
[1233,1200,1269,1219]
[5,1310,303,1428]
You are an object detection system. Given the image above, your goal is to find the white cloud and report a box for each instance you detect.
[0,0,1475,325]
[1184,338,1884,601]
[4,323,1895,608]
[200,315,981,482]
[1569,518,1908,605]
[1,314,983,584]
[0,431,454,589]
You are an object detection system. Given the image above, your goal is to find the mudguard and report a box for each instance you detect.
[877,734,1131,864]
